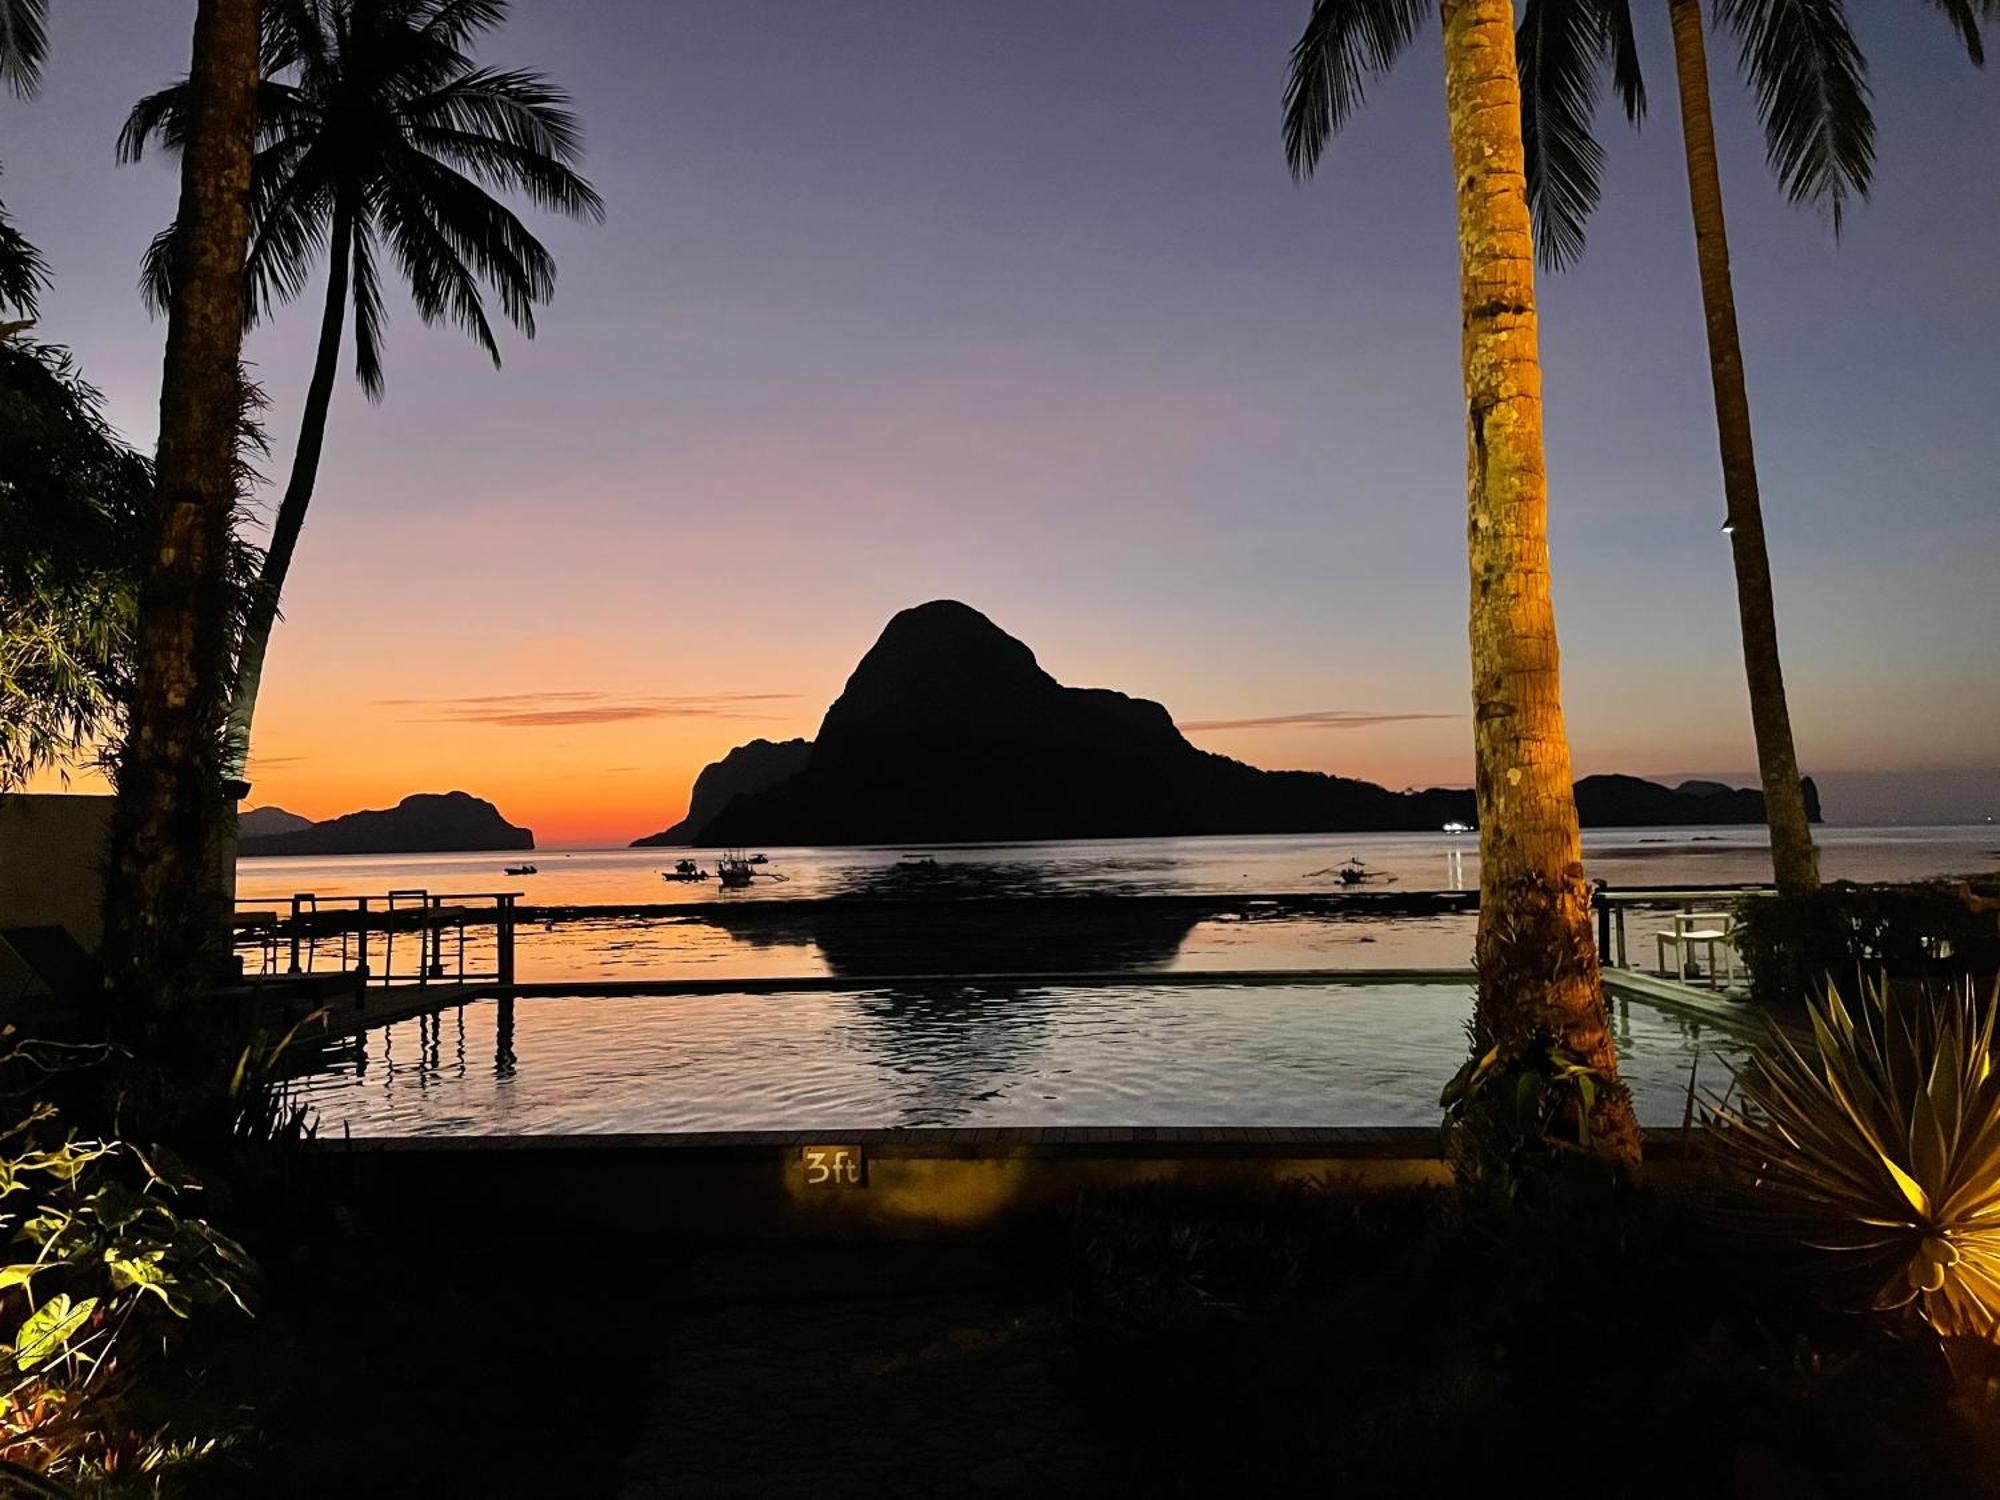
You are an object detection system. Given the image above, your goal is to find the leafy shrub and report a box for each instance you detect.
[1707,981,2000,1344]
[1733,880,2000,1008]
[1439,1031,1615,1195]
[0,1033,256,1483]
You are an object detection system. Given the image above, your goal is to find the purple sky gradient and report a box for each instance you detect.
[5,2,1997,838]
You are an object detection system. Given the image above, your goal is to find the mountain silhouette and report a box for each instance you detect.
[632,738,811,846]
[238,791,533,856]
[669,602,1818,846]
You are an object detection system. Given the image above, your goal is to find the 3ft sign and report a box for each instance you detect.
[800,1144,866,1188]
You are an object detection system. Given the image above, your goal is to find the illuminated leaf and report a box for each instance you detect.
[15,1293,97,1371]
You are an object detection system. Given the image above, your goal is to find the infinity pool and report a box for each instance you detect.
[291,980,1747,1137]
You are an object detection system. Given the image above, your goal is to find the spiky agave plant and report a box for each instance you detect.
[1708,980,2000,1341]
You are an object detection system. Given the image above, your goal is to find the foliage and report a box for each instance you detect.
[0,0,49,325]
[0,340,267,790]
[1708,981,2000,1345]
[1733,880,2000,1008]
[0,1032,256,1484]
[0,343,150,789]
[1439,1029,1613,1195]
[121,0,604,397]
[1062,1180,1983,1494]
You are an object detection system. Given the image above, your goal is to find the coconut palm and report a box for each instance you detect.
[1286,0,1642,1162]
[0,0,49,322]
[1514,0,1993,894]
[120,0,603,775]
[100,0,261,1005]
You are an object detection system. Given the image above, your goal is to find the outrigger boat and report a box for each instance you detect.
[717,849,787,888]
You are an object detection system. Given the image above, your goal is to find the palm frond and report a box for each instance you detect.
[124,0,598,389]
[1519,0,1612,271]
[416,0,509,51]
[118,82,193,164]
[0,201,47,317]
[376,162,502,365]
[1283,0,1434,180]
[1924,0,1999,65]
[349,218,387,398]
[0,0,46,100]
[138,224,177,317]
[1603,0,1647,120]
[1716,0,1874,235]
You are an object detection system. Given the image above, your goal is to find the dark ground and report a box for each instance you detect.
[205,1181,1994,1500]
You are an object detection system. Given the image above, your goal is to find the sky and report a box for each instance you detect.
[7,1,1998,844]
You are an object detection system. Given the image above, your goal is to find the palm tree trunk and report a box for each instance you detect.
[224,201,353,778]
[1668,0,1820,894]
[1441,0,1640,1162]
[100,0,259,1007]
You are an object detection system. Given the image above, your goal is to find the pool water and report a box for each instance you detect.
[292,981,1744,1136]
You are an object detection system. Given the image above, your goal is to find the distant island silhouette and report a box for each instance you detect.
[239,791,534,856]
[634,600,1818,846]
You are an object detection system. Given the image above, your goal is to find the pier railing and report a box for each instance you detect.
[231,890,521,989]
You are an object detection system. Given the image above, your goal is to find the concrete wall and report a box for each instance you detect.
[0,793,115,952]
[0,792,239,957]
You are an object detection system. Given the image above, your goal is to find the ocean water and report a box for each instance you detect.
[290,979,1737,1136]
[237,825,1999,984]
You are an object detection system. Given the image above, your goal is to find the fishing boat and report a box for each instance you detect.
[505,863,538,876]
[717,849,788,888]
[1442,821,1473,834]
[661,859,708,882]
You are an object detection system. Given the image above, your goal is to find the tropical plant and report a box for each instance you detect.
[0,339,266,794]
[0,0,49,326]
[1284,0,1641,1163]
[1514,0,1994,894]
[120,0,604,778]
[0,1032,257,1482]
[1441,1029,1612,1193]
[0,342,150,789]
[99,0,262,1008]
[1708,980,2000,1344]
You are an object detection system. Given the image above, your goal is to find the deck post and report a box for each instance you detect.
[496,894,516,987]
[288,892,303,973]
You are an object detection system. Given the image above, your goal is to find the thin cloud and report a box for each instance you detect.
[384,689,801,728]
[1178,710,1454,733]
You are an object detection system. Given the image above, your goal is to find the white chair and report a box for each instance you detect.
[1654,910,1736,987]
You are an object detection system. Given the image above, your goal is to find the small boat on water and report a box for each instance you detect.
[661,858,709,882]
[505,863,538,876]
[716,850,787,889]
[1442,821,1473,834]
[898,855,939,869]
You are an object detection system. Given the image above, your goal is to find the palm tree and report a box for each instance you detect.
[1513,0,1993,894]
[1286,0,1642,1162]
[0,0,49,325]
[100,0,261,1006]
[120,0,603,776]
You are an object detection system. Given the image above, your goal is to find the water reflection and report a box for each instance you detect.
[290,982,1749,1135]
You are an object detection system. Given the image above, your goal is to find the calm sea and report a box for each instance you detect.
[238,825,1998,985]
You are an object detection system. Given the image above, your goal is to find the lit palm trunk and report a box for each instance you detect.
[100,0,259,1004]
[1666,0,1819,894]
[1442,0,1640,1160]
